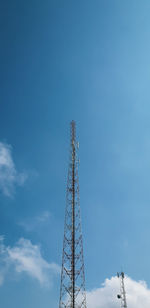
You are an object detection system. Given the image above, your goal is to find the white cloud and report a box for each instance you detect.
[0,237,60,287]
[0,236,8,285]
[87,276,150,308]
[36,211,51,223]
[19,211,51,232]
[0,142,27,197]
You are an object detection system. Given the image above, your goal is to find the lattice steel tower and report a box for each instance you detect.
[59,121,87,308]
[117,272,127,308]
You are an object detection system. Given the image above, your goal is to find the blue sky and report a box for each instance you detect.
[1,1,150,307]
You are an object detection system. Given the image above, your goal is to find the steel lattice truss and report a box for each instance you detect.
[59,121,86,308]
[117,272,127,308]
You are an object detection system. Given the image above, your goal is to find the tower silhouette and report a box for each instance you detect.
[59,121,86,308]
[117,272,127,308]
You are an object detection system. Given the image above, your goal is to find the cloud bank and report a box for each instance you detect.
[0,237,60,287]
[0,142,27,197]
[87,276,150,308]
[1,235,150,305]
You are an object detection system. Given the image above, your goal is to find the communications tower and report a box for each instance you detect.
[117,272,127,308]
[59,121,87,308]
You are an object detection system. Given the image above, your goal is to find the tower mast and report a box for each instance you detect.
[117,272,127,308]
[59,121,86,308]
